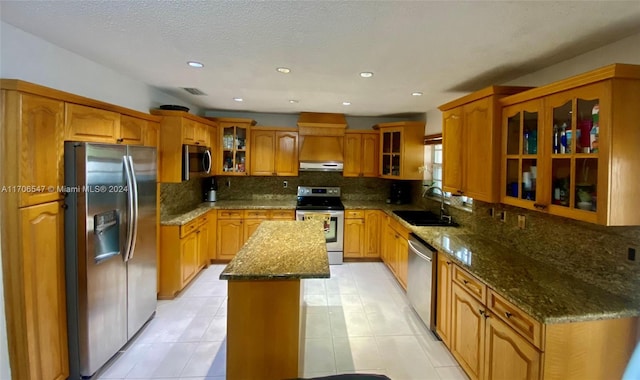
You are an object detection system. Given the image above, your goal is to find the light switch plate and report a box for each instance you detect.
[517,215,526,229]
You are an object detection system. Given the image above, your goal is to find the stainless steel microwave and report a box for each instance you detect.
[183,144,212,181]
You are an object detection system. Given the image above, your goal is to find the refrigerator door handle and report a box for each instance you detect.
[204,149,212,174]
[123,156,135,261]
[127,155,139,261]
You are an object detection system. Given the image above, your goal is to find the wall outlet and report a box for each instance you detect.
[283,180,288,188]
[517,215,526,229]
[499,211,507,222]
[628,246,637,261]
[489,207,495,218]
[226,179,231,188]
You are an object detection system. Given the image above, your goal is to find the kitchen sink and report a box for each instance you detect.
[392,210,458,227]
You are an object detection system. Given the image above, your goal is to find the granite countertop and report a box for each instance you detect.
[219,220,330,280]
[161,199,297,226]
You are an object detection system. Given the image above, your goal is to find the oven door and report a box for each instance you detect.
[295,210,344,253]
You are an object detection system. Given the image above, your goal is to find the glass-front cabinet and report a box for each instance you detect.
[211,118,256,176]
[545,83,602,222]
[501,99,543,209]
[500,64,640,225]
[381,128,402,177]
[376,121,425,180]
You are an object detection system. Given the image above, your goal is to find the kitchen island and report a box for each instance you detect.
[219,220,330,380]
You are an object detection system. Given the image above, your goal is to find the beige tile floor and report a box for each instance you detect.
[98,262,467,380]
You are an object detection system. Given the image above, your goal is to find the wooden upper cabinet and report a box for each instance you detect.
[195,123,210,146]
[65,103,120,143]
[343,131,379,177]
[439,86,531,202]
[120,115,146,145]
[275,131,298,176]
[442,107,463,194]
[20,201,69,380]
[499,63,640,225]
[3,92,65,207]
[376,121,425,180]
[182,119,197,145]
[144,121,159,148]
[250,128,298,176]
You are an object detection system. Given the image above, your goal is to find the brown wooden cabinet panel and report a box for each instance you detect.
[144,121,159,148]
[65,103,120,143]
[197,221,211,270]
[363,210,382,258]
[250,130,276,175]
[377,122,425,180]
[344,218,364,258]
[451,282,485,380]
[361,133,379,177]
[182,119,197,145]
[11,93,65,207]
[396,235,408,289]
[436,253,452,348]
[275,131,298,176]
[343,133,362,177]
[442,107,464,195]
[243,219,263,244]
[484,315,541,380]
[119,114,145,145]
[180,232,198,286]
[20,201,69,380]
[217,219,244,260]
[463,97,495,200]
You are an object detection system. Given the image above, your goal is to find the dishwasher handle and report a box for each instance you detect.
[408,240,433,262]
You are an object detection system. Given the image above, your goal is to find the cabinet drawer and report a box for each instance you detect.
[218,210,243,219]
[487,289,542,349]
[270,210,295,219]
[452,265,486,303]
[345,210,365,219]
[243,210,269,219]
[180,219,199,238]
[197,213,209,226]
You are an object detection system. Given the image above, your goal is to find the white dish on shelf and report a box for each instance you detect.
[577,201,593,210]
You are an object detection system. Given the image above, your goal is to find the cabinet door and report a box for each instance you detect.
[442,107,463,194]
[180,232,198,286]
[144,121,159,148]
[363,210,381,258]
[250,130,276,175]
[380,128,403,178]
[451,283,485,380]
[217,219,244,260]
[396,235,408,289]
[195,123,209,146]
[361,133,379,177]
[463,97,495,200]
[207,212,217,261]
[182,119,197,145]
[344,218,364,258]
[484,315,541,380]
[436,254,452,348]
[275,131,298,176]
[343,133,362,177]
[197,222,210,269]
[20,201,69,380]
[243,219,263,244]
[15,93,65,207]
[119,115,145,145]
[65,103,120,143]
[382,219,395,272]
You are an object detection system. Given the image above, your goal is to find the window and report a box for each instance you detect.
[425,143,473,209]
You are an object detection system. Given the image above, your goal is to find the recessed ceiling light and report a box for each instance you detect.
[342,101,351,106]
[276,67,291,74]
[360,72,374,78]
[289,100,299,104]
[412,92,423,96]
[233,97,244,102]
[187,61,204,68]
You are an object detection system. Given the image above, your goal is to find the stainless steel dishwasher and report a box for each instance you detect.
[407,233,436,331]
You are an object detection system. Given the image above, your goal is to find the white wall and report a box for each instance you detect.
[0,21,199,114]
[0,21,204,379]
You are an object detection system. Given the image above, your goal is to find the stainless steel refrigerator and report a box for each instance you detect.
[64,142,157,379]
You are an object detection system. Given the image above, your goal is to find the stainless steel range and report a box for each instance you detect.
[295,186,344,265]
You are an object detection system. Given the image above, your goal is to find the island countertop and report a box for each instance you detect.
[219,220,330,280]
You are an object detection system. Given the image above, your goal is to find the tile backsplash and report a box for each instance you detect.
[418,194,640,298]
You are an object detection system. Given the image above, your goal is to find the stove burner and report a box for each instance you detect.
[296,186,345,211]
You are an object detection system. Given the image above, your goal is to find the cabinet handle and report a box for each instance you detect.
[505,311,513,319]
[479,309,485,316]
[479,309,489,319]
[446,261,452,265]
[533,203,547,210]
[61,203,68,210]
[462,279,469,285]
[116,138,124,143]
[195,142,200,145]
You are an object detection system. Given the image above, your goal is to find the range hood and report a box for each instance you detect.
[297,112,347,172]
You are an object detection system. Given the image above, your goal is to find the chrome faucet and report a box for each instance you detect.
[422,185,452,224]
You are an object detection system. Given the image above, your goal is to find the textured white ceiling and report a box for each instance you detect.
[2,1,640,116]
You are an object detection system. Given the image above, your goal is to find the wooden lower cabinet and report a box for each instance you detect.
[13,201,69,380]
[363,210,382,257]
[217,209,294,260]
[451,282,486,380]
[344,218,364,258]
[442,261,637,380]
[484,315,541,380]
[436,253,453,348]
[381,216,410,289]
[159,212,212,298]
